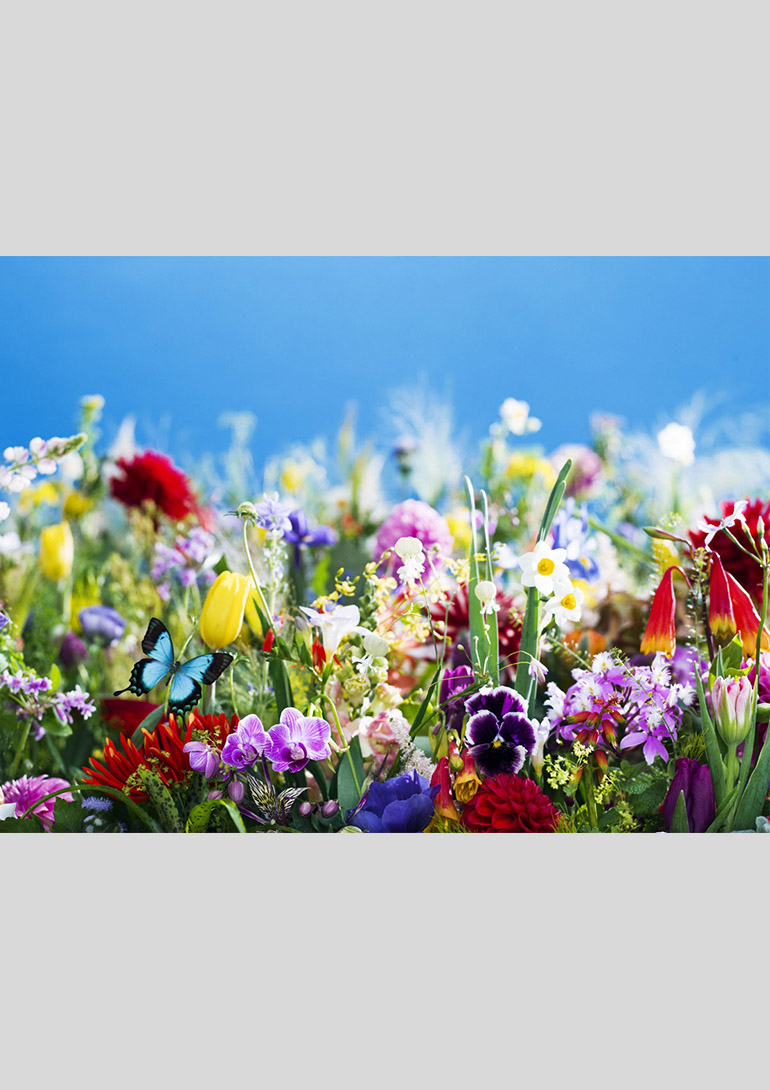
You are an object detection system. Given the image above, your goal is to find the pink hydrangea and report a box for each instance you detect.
[374,500,453,566]
[0,774,73,829]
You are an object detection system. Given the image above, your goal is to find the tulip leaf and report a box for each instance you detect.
[695,667,726,808]
[732,725,770,830]
[670,790,690,833]
[337,736,365,810]
[409,666,441,739]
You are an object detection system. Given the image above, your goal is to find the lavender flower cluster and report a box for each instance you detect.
[150,526,220,601]
[0,668,96,739]
[546,650,696,764]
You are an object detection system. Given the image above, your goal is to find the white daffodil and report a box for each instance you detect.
[518,540,569,596]
[300,603,361,655]
[657,422,695,466]
[499,397,541,436]
[543,580,584,627]
[474,579,500,617]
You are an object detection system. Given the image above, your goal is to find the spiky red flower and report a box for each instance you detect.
[81,710,237,801]
[461,774,560,833]
[110,450,201,522]
[431,584,523,675]
[690,498,770,606]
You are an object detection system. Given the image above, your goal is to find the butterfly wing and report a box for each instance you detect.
[167,652,233,717]
[141,618,175,668]
[114,657,170,699]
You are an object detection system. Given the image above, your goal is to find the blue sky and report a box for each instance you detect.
[1,258,767,467]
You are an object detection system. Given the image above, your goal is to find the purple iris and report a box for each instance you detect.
[283,510,338,566]
[79,605,125,646]
[183,741,221,779]
[59,631,89,669]
[221,714,270,771]
[441,664,475,734]
[348,770,438,833]
[464,686,536,777]
[265,707,332,774]
[661,758,715,833]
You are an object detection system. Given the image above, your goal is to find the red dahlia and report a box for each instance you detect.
[82,710,237,801]
[110,450,201,523]
[690,498,770,606]
[461,773,560,833]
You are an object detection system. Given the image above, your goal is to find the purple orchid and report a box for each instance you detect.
[463,686,536,777]
[265,707,332,773]
[440,664,475,734]
[183,741,221,779]
[221,714,270,770]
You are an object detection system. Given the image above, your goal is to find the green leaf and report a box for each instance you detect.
[0,814,45,833]
[269,658,294,715]
[336,736,365,810]
[409,666,441,738]
[695,667,726,807]
[670,791,690,833]
[137,768,184,832]
[49,663,62,691]
[186,800,215,833]
[732,724,770,830]
[129,704,165,747]
[49,798,85,833]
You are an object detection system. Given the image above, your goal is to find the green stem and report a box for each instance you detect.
[583,757,598,830]
[322,690,361,797]
[8,719,32,778]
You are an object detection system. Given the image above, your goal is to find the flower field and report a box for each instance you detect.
[1,393,769,834]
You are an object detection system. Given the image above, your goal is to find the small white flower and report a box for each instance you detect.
[499,397,541,436]
[529,716,552,776]
[657,422,695,466]
[543,580,584,627]
[492,542,518,570]
[590,651,616,675]
[518,540,570,596]
[697,500,749,547]
[397,555,425,587]
[527,657,548,684]
[0,501,9,522]
[474,579,500,617]
[394,536,424,560]
[300,603,361,655]
[650,652,671,686]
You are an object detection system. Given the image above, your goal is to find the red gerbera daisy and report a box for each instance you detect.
[110,450,201,523]
[690,498,770,606]
[461,773,560,833]
[81,710,237,801]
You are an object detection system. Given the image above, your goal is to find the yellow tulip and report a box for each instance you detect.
[39,521,74,582]
[199,571,251,650]
[63,490,94,519]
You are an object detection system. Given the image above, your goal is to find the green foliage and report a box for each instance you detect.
[336,736,365,810]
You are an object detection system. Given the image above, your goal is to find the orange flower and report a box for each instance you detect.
[725,572,770,654]
[708,554,736,641]
[431,757,459,821]
[454,750,482,804]
[640,566,689,657]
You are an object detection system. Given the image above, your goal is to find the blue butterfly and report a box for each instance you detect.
[114,618,233,717]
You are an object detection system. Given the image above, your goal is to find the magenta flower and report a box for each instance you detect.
[266,707,332,773]
[0,774,72,829]
[221,714,270,770]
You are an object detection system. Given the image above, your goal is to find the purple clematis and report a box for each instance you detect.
[464,686,536,777]
[284,510,338,567]
[265,707,332,773]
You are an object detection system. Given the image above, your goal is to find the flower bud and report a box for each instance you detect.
[321,800,340,818]
[394,536,423,560]
[227,780,245,804]
[39,521,74,582]
[298,801,313,817]
[711,675,754,747]
[199,571,251,650]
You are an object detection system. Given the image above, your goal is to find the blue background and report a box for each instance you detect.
[0,257,767,466]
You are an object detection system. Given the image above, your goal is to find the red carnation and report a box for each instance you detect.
[690,498,770,607]
[110,450,201,523]
[461,773,560,833]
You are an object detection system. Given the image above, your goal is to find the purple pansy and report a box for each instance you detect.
[464,686,536,777]
[265,707,332,774]
[221,714,270,770]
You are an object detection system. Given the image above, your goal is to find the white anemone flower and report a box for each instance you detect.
[499,397,541,436]
[657,422,696,466]
[300,603,361,655]
[543,581,584,627]
[518,541,569,596]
